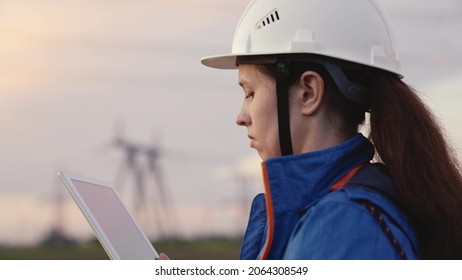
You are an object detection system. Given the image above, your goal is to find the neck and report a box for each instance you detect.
[293,120,353,154]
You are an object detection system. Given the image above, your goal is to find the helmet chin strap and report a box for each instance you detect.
[275,60,294,156]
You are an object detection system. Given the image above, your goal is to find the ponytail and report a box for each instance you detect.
[369,74,462,259]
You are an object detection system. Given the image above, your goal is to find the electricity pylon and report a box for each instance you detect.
[112,122,180,239]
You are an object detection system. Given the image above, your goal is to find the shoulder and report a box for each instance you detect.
[283,188,419,259]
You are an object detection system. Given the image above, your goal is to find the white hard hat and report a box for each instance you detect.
[201,0,401,76]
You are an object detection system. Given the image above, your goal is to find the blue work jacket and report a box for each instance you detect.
[240,134,420,259]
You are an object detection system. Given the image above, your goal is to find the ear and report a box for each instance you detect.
[295,71,325,116]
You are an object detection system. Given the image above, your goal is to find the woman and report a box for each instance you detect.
[202,0,462,259]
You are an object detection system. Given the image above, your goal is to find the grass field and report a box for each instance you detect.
[0,237,242,260]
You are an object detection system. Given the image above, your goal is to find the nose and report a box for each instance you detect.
[235,102,251,127]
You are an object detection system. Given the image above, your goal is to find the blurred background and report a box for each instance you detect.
[0,0,461,259]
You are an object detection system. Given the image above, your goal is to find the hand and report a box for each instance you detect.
[158,253,170,260]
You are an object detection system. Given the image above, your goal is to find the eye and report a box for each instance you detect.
[245,92,255,99]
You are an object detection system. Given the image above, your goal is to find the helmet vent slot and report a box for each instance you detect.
[256,9,280,30]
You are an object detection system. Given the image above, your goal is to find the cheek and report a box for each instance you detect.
[251,94,276,128]
[252,94,279,150]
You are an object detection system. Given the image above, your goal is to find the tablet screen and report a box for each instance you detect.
[71,179,158,259]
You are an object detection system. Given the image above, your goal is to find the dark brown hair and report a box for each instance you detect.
[369,74,462,259]
[258,61,462,259]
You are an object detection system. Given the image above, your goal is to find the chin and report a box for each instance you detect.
[257,151,267,161]
[254,149,263,160]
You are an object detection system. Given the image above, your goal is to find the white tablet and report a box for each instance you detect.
[58,171,159,260]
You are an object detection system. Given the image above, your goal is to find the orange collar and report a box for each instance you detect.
[329,164,366,191]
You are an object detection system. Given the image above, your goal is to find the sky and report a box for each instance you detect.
[1,0,462,246]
